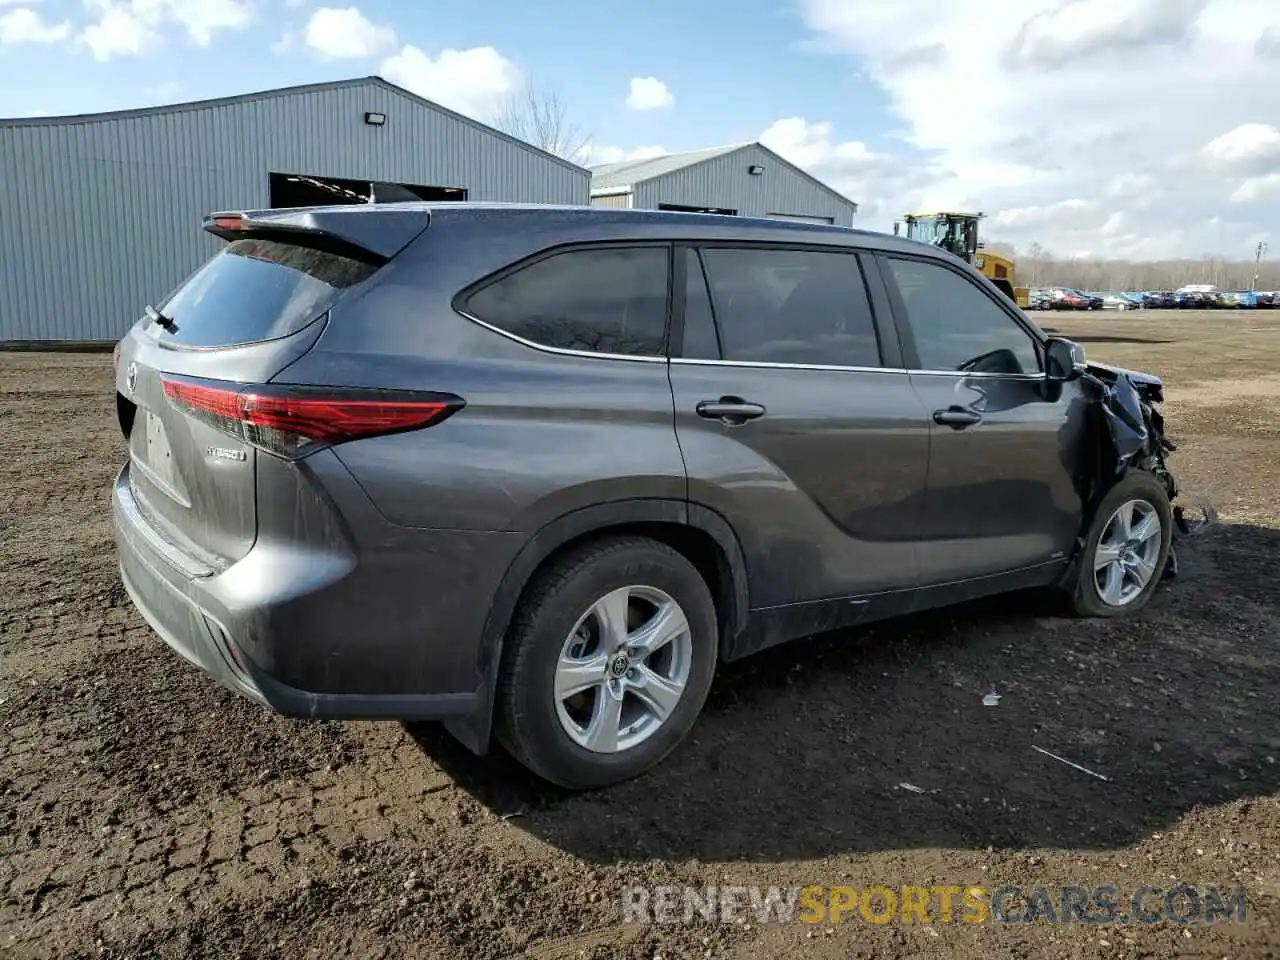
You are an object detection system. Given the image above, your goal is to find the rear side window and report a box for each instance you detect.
[154,237,378,348]
[697,247,882,367]
[465,246,670,357]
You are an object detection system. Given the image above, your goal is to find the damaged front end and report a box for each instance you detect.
[1077,359,1216,578]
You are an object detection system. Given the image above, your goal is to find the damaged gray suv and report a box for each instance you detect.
[112,203,1190,789]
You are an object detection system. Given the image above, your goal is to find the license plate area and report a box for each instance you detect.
[145,410,175,482]
[131,408,183,499]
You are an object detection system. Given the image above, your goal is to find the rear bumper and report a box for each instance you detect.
[112,463,501,720]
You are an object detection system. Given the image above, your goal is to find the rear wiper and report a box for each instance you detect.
[144,305,175,331]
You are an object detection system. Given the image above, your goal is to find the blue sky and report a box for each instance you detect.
[4,0,1280,258]
[0,0,899,154]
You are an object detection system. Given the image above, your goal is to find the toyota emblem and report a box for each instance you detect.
[125,362,138,396]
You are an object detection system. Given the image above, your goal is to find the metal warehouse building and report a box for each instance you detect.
[0,76,589,342]
[589,143,857,225]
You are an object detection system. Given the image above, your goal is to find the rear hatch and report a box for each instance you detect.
[116,207,432,570]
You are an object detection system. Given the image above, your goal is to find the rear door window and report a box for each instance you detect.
[680,248,722,359]
[152,237,378,348]
[464,246,671,357]
[696,247,882,367]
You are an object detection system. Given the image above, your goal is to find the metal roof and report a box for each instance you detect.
[0,76,588,174]
[588,144,749,191]
[588,141,858,212]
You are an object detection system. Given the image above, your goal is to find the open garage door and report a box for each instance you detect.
[269,172,467,208]
[765,212,835,224]
[658,202,738,216]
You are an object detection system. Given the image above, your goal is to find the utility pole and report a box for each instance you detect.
[1253,240,1268,292]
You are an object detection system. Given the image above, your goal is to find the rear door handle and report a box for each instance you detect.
[696,397,766,425]
[933,405,983,429]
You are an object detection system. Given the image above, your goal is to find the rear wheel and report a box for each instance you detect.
[1068,472,1173,617]
[495,537,717,789]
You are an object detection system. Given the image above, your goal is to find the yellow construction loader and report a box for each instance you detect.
[894,212,1030,309]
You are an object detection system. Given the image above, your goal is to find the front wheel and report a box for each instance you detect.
[495,537,718,789]
[1068,472,1173,617]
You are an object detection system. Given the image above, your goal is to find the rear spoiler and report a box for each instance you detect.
[203,207,432,260]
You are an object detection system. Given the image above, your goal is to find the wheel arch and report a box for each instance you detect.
[444,499,750,754]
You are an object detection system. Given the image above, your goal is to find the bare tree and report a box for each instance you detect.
[493,80,592,163]
[993,239,1280,291]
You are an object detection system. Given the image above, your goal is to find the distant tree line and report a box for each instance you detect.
[983,241,1280,292]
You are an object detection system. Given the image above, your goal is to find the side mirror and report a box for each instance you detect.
[1045,336,1085,381]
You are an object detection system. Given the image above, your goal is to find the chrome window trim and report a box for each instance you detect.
[669,356,1047,379]
[669,356,904,374]
[907,368,1046,380]
[452,307,670,364]
[445,324,1051,379]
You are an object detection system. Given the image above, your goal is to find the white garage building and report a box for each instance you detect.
[588,143,857,225]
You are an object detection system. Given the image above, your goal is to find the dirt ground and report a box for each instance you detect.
[2,309,1278,959]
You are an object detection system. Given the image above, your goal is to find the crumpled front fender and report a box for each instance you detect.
[1074,360,1216,580]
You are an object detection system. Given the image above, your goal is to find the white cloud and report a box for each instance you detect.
[759,116,923,218]
[77,0,251,60]
[1006,0,1207,68]
[380,44,520,120]
[0,7,70,43]
[991,198,1098,230]
[797,0,1280,257]
[303,6,395,59]
[173,0,250,44]
[625,76,673,111]
[1230,173,1280,203]
[80,4,154,57]
[586,144,668,165]
[1201,123,1280,169]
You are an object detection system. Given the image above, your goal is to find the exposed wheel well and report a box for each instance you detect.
[513,522,739,657]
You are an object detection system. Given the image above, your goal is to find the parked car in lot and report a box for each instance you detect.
[1043,288,1090,310]
[1027,289,1054,310]
[111,204,1184,789]
[1219,291,1257,308]
[1142,291,1177,309]
[1102,293,1141,310]
[1076,290,1105,310]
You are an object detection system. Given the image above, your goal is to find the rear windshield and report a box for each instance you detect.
[150,237,378,347]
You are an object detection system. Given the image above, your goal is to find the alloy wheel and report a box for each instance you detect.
[1093,499,1163,606]
[553,585,693,753]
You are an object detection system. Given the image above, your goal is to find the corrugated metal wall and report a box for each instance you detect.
[589,193,632,209]
[632,144,855,225]
[0,80,590,341]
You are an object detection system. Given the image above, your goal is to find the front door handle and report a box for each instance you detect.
[696,397,766,425]
[933,405,983,429]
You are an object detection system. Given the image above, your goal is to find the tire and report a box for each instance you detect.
[1068,471,1173,617]
[494,536,718,789]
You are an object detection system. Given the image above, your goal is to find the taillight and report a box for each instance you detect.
[161,376,463,459]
